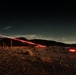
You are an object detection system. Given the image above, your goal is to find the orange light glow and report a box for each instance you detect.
[35,44,46,48]
[69,48,76,53]
[0,34,46,47]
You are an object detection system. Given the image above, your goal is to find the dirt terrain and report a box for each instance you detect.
[0,46,76,75]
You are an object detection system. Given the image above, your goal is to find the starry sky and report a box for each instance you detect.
[0,0,76,43]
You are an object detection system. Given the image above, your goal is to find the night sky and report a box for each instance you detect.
[0,0,76,43]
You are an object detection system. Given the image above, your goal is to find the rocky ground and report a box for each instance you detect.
[0,46,76,75]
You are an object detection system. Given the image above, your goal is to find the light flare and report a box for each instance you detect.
[69,48,76,53]
[0,34,46,48]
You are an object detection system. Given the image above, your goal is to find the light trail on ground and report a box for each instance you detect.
[0,34,46,48]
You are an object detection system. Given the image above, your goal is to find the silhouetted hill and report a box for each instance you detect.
[0,37,76,47]
[0,37,30,46]
[30,39,76,47]
[30,39,66,47]
[16,37,28,41]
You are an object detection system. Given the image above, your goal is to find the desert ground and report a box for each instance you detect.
[0,46,76,75]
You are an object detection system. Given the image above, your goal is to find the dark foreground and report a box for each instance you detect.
[0,46,76,75]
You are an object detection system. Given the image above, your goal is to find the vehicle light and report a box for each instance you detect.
[69,48,76,53]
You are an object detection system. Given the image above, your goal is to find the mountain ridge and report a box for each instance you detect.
[0,37,76,47]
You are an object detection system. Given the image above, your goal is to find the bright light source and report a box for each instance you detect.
[69,48,76,53]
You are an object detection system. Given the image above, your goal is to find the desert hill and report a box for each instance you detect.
[0,37,76,47]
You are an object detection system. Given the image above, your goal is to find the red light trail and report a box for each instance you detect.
[69,48,76,53]
[0,34,46,48]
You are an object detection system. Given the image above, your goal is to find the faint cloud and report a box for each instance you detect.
[60,38,76,44]
[10,34,55,40]
[13,34,37,39]
[63,41,76,44]
[3,26,12,30]
[62,38,66,40]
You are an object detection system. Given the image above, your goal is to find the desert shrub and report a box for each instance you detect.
[24,50,33,57]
